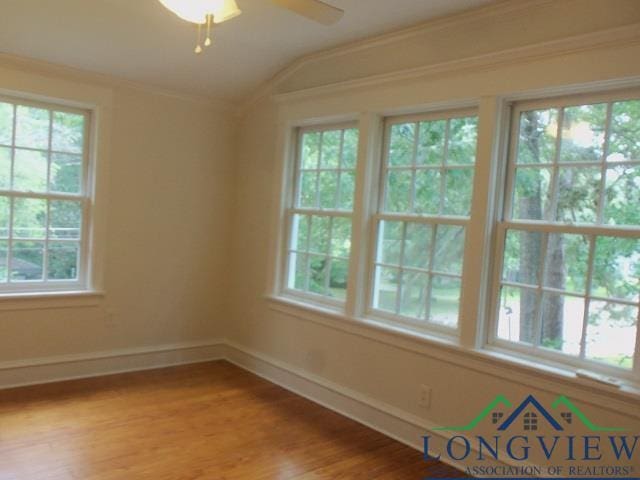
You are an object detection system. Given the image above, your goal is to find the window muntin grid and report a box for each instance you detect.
[371,111,478,331]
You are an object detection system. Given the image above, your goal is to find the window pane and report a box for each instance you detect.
[447,117,477,165]
[329,258,348,300]
[291,214,309,251]
[592,236,639,302]
[11,240,44,281]
[432,225,465,275]
[388,123,415,166]
[337,171,355,211]
[341,129,358,168]
[512,167,551,220]
[15,106,49,150]
[308,255,327,295]
[385,170,411,212]
[497,285,539,344]
[330,217,351,258]
[430,276,460,328]
[13,149,47,192]
[50,153,82,194]
[540,292,583,356]
[0,196,9,238]
[555,167,600,223]
[416,120,445,165]
[13,198,46,239]
[403,223,432,269]
[378,221,402,265]
[373,266,399,313]
[604,165,640,226]
[609,99,640,162]
[414,169,440,215]
[0,240,7,282]
[52,111,84,154]
[318,171,338,209]
[288,252,307,291]
[298,171,317,208]
[0,102,13,145]
[320,130,341,168]
[47,242,79,280]
[517,109,558,164]
[301,132,320,169]
[308,216,329,254]
[443,168,473,216]
[559,104,606,163]
[543,233,589,294]
[502,230,542,286]
[0,146,11,189]
[400,271,428,319]
[586,301,637,369]
[49,200,82,240]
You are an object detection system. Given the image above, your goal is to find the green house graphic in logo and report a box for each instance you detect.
[434,394,626,432]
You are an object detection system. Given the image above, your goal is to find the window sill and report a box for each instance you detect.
[0,290,104,311]
[266,294,640,417]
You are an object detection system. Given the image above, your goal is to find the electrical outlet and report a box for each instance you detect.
[419,385,431,409]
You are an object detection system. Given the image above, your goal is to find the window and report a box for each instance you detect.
[0,97,91,293]
[492,94,640,376]
[275,86,640,386]
[370,111,478,332]
[285,124,359,303]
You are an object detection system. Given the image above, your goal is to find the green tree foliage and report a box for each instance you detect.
[0,103,84,282]
[511,99,639,366]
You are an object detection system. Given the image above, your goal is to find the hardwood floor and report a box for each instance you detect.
[0,361,465,479]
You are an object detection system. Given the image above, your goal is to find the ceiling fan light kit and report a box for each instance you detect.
[158,0,242,53]
[158,0,344,54]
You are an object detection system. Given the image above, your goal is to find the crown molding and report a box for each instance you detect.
[238,0,556,115]
[268,22,640,105]
[0,52,236,113]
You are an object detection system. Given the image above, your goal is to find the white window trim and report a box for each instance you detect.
[278,121,358,308]
[486,88,640,384]
[364,108,478,338]
[0,68,111,305]
[0,95,92,294]
[270,85,640,391]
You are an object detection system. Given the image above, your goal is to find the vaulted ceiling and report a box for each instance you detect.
[0,0,494,103]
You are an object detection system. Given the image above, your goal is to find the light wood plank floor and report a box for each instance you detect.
[0,361,465,479]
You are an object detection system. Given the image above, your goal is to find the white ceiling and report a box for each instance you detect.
[0,0,493,104]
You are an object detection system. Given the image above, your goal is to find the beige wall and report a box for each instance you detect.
[0,64,235,362]
[0,0,639,470]
[229,0,640,468]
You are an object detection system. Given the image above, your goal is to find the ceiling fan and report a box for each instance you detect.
[158,0,345,53]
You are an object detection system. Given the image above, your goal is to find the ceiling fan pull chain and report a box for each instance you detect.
[194,22,203,54]
[205,14,213,47]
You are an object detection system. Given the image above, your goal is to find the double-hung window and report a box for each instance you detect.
[0,97,90,293]
[285,124,359,304]
[492,93,640,377]
[277,86,639,385]
[370,111,478,333]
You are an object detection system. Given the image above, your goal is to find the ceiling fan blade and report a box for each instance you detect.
[272,0,344,26]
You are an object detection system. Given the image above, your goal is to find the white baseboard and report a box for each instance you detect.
[222,341,538,475]
[0,338,538,474]
[0,339,225,389]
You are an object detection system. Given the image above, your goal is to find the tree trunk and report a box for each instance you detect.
[517,111,564,346]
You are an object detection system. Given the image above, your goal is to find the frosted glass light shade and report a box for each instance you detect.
[158,0,241,24]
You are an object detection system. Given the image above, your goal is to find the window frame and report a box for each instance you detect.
[0,94,94,294]
[486,88,640,382]
[280,121,359,309]
[365,108,479,337]
[272,85,640,389]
